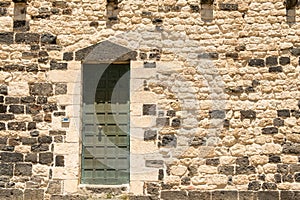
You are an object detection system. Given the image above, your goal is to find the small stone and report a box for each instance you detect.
[266,56,278,66]
[206,158,220,166]
[171,118,181,127]
[248,59,265,67]
[144,130,157,141]
[269,66,283,73]
[282,174,293,182]
[273,118,284,127]
[26,104,42,114]
[31,144,49,152]
[37,97,47,104]
[248,181,261,191]
[277,109,290,117]
[63,52,73,61]
[269,155,281,163]
[156,118,169,126]
[161,135,177,147]
[0,104,7,113]
[30,130,39,137]
[240,110,256,120]
[295,173,300,182]
[5,97,19,104]
[218,166,234,175]
[209,110,225,119]
[41,33,56,44]
[219,3,238,11]
[0,32,13,44]
[262,127,278,134]
[0,114,14,120]
[277,164,289,174]
[279,57,290,65]
[55,155,64,167]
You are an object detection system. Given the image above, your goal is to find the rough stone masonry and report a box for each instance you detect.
[0,0,300,199]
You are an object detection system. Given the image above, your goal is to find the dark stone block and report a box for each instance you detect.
[0,104,6,113]
[62,8,72,15]
[279,57,290,65]
[209,110,225,119]
[30,130,39,137]
[49,130,66,135]
[39,152,53,165]
[190,5,200,12]
[189,191,211,199]
[0,2,11,7]
[226,86,244,94]
[43,104,58,112]
[0,32,13,44]
[144,130,157,141]
[258,174,266,181]
[158,169,164,181]
[27,122,36,130]
[269,155,281,163]
[13,20,29,31]
[90,21,99,27]
[236,166,256,174]
[277,109,290,117]
[236,157,249,166]
[262,127,278,134]
[248,181,261,191]
[26,104,42,114]
[248,59,265,67]
[143,104,156,115]
[0,189,23,199]
[30,83,53,96]
[75,44,96,61]
[161,191,187,200]
[277,164,289,174]
[0,152,23,162]
[0,123,4,131]
[1,145,14,151]
[2,64,25,71]
[171,118,181,127]
[22,52,38,58]
[63,52,73,61]
[50,60,67,70]
[266,56,278,66]
[291,110,300,118]
[0,85,8,95]
[181,176,190,185]
[274,174,281,183]
[258,191,279,200]
[235,45,246,51]
[290,164,300,173]
[281,191,300,200]
[145,160,164,168]
[15,33,40,44]
[282,174,293,182]
[15,163,32,176]
[269,66,283,73]
[211,191,238,200]
[291,48,300,56]
[198,52,219,59]
[218,166,234,175]
[5,97,19,104]
[53,112,65,117]
[146,183,160,195]
[0,96,3,103]
[8,122,26,131]
[31,45,40,51]
[21,138,37,145]
[282,143,300,154]
[38,136,52,144]
[21,96,35,103]
[273,118,284,127]
[219,4,238,11]
[54,136,63,143]
[44,114,52,122]
[24,189,44,200]
[25,153,37,163]
[144,62,156,68]
[41,33,56,44]
[245,86,255,93]
[38,51,49,57]
[156,118,169,126]
[161,135,177,147]
[0,163,13,176]
[37,97,47,104]
[8,138,20,146]
[239,191,257,200]
[0,114,14,120]
[295,173,300,182]
[240,110,256,120]
[26,64,39,72]
[225,52,238,59]
[55,155,64,167]
[152,18,163,24]
[0,137,6,144]
[8,105,24,114]
[262,182,277,190]
[167,110,176,117]
[206,158,220,166]
[31,144,49,152]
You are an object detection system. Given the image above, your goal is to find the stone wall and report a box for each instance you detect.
[0,0,300,199]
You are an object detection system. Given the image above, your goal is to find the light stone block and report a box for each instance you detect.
[48,70,81,83]
[63,180,79,194]
[8,82,29,96]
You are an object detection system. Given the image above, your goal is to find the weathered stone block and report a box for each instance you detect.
[282,174,293,182]
[145,160,164,168]
[143,104,156,115]
[50,60,67,70]
[38,136,52,144]
[31,144,49,152]
[156,118,169,126]
[0,189,23,199]
[15,33,40,44]
[279,57,290,65]
[262,182,277,190]
[266,56,278,66]
[26,104,42,114]
[295,173,300,182]
[39,152,53,165]
[291,48,300,56]
[49,130,66,135]
[21,96,36,104]
[0,114,14,120]
[0,32,13,44]
[30,83,53,96]
[248,59,265,67]
[218,166,234,175]
[63,52,73,61]
[273,118,284,127]
[209,110,225,119]
[248,181,261,191]
[219,3,238,11]
[258,191,279,200]
[5,97,19,104]
[277,109,290,117]
[282,143,300,154]
[198,52,219,59]
[15,163,32,176]
[0,104,7,113]
[0,85,8,95]
[21,138,37,145]
[0,122,5,130]
[277,164,289,174]
[46,180,62,194]
[206,158,220,166]
[9,105,24,114]
[211,191,238,200]
[225,52,238,59]
[236,166,255,174]
[281,191,300,200]
[41,33,56,44]
[239,191,257,200]
[0,163,13,176]
[37,97,47,104]
[30,130,39,137]
[171,118,181,127]
[236,157,249,166]
[269,66,283,73]
[8,122,26,131]
[161,135,176,147]
[55,155,64,167]
[0,152,23,162]
[24,189,44,200]
[269,155,281,163]
[262,127,278,134]
[240,110,256,120]
[144,130,157,141]
[43,104,58,112]
[25,153,37,163]
[161,191,188,200]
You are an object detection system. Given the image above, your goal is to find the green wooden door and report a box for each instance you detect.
[82,64,130,185]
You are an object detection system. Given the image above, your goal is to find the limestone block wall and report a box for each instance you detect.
[0,0,300,199]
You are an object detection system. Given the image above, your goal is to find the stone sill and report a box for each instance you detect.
[78,184,130,194]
